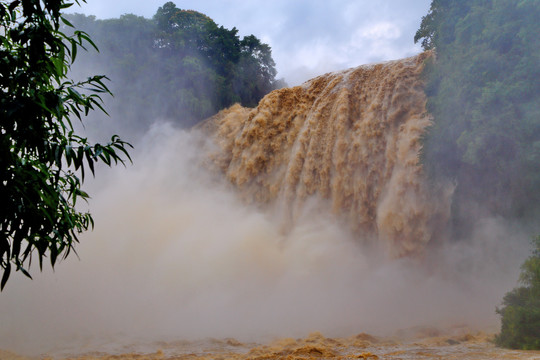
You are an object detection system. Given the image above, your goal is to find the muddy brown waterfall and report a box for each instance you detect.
[204,52,452,257]
[1,52,529,358]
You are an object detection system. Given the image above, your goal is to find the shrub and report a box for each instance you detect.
[496,236,540,349]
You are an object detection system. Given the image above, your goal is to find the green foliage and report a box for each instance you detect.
[65,2,281,130]
[0,0,132,289]
[496,236,540,349]
[415,0,540,225]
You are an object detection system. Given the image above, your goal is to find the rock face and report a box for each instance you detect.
[204,52,452,257]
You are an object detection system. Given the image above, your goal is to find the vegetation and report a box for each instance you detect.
[65,2,284,130]
[416,0,540,349]
[415,0,540,231]
[496,236,540,349]
[0,0,131,289]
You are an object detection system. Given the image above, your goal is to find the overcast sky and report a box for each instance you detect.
[74,0,431,85]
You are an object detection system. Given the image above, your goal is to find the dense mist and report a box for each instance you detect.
[0,55,533,357]
[0,122,530,356]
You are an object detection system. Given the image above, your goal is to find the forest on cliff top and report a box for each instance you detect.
[415,0,540,233]
[65,2,284,133]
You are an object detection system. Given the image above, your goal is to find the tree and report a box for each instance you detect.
[414,0,471,51]
[496,236,540,349]
[233,35,277,107]
[415,0,540,230]
[65,4,281,130]
[0,0,132,290]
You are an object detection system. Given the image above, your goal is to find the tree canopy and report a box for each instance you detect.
[0,0,131,289]
[415,0,540,231]
[65,2,282,131]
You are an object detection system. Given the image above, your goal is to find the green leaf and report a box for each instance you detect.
[60,16,74,28]
[85,150,95,176]
[1,262,11,290]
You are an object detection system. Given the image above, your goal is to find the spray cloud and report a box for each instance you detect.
[0,89,530,357]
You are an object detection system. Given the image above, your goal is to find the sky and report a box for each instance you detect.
[73,0,432,85]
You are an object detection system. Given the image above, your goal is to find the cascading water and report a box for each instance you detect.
[0,52,527,359]
[203,52,452,257]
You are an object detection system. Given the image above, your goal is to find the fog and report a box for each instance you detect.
[0,122,530,356]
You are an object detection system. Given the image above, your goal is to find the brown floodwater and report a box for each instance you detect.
[2,330,540,360]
